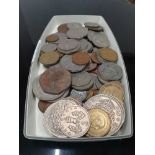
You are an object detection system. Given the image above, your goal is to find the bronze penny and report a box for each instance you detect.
[46,34,59,42]
[99,48,118,62]
[39,68,71,94]
[58,24,69,33]
[72,52,90,65]
[90,52,101,64]
[38,100,51,113]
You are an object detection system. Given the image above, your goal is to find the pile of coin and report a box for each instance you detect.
[32,22,126,138]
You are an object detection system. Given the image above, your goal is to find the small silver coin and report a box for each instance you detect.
[60,55,86,72]
[41,44,57,53]
[98,62,123,81]
[90,73,103,89]
[67,22,83,29]
[72,71,92,87]
[70,89,87,102]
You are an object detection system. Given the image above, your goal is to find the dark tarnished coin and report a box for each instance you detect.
[72,52,90,65]
[38,100,51,113]
[72,71,91,87]
[40,44,57,54]
[60,55,86,72]
[39,68,71,94]
[46,34,59,42]
[58,24,69,33]
[98,62,123,81]
[39,51,60,66]
[70,89,87,102]
[60,106,90,138]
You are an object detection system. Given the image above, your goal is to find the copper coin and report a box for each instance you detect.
[58,24,69,33]
[99,48,118,62]
[39,68,71,94]
[38,100,51,113]
[39,51,60,66]
[72,52,90,65]
[46,34,59,42]
[90,52,101,64]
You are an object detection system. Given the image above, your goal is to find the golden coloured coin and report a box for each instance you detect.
[99,48,118,62]
[39,51,60,65]
[87,108,111,137]
[55,50,64,57]
[99,83,124,103]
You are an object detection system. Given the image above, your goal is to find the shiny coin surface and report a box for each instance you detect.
[46,34,59,42]
[70,89,87,102]
[99,84,125,103]
[60,55,86,72]
[39,68,71,94]
[38,100,51,113]
[83,94,125,136]
[98,62,123,81]
[43,98,79,138]
[60,106,90,138]
[99,48,118,62]
[39,51,60,66]
[87,108,111,137]
[72,52,90,65]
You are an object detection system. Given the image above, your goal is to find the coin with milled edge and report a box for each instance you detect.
[43,98,79,138]
[87,108,111,137]
[83,94,125,136]
[60,106,90,138]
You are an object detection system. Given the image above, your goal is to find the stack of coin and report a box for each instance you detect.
[31,21,127,138]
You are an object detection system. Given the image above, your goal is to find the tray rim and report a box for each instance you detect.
[23,15,133,142]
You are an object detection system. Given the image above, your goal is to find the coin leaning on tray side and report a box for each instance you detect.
[31,22,126,138]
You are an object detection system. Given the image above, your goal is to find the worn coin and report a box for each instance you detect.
[99,48,118,62]
[67,22,83,29]
[70,89,87,102]
[39,68,71,94]
[84,62,97,72]
[40,44,57,54]
[83,94,125,135]
[90,52,101,64]
[60,106,90,138]
[46,34,59,42]
[85,89,94,100]
[98,62,123,81]
[60,55,86,72]
[43,98,79,138]
[38,100,51,113]
[90,73,103,89]
[72,52,90,65]
[87,108,111,137]
[57,24,69,33]
[39,51,60,66]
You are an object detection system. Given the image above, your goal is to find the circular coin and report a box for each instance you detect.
[87,108,111,137]
[70,89,87,102]
[83,94,125,135]
[60,106,90,138]
[99,48,118,62]
[39,68,71,94]
[90,52,101,64]
[46,34,59,42]
[57,24,69,33]
[40,44,57,54]
[72,52,90,65]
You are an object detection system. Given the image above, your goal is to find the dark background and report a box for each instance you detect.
[20,0,135,154]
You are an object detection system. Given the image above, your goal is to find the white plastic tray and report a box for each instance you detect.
[24,15,133,141]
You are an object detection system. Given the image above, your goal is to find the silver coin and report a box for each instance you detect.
[60,106,90,138]
[83,94,125,136]
[70,89,87,102]
[84,22,100,28]
[87,41,93,53]
[87,30,94,41]
[90,73,103,89]
[60,55,86,72]
[79,39,89,51]
[67,22,83,29]
[43,98,79,138]
[98,62,123,81]
[72,79,94,91]
[72,71,92,87]
[97,72,109,84]
[41,44,57,53]
[92,32,110,48]
[32,77,69,101]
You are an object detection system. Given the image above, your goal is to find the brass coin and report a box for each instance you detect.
[99,84,124,103]
[39,51,60,65]
[99,48,118,62]
[58,24,69,33]
[87,108,111,137]
[46,34,59,42]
